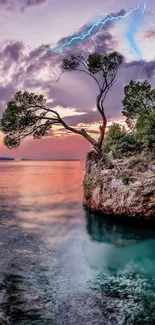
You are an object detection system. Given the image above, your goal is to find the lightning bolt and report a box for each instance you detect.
[128,2,155,80]
[127,2,147,80]
[42,0,155,83]
[127,2,147,60]
[91,13,114,40]
[44,1,142,54]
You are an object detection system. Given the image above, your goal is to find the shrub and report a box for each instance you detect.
[121,175,130,185]
[103,123,141,158]
[83,180,97,190]
[135,111,155,152]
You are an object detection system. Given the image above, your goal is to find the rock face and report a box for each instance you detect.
[83,151,155,220]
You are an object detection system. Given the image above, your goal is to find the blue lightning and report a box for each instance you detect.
[127,2,147,60]
[128,2,155,79]
[42,0,155,80]
[91,13,114,40]
[86,11,113,41]
[44,1,142,54]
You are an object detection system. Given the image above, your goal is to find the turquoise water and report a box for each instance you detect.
[0,161,155,324]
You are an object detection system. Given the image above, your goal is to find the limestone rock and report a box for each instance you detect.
[83,151,155,220]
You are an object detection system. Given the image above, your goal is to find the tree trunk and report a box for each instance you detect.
[81,129,100,152]
[96,93,107,149]
[98,115,107,149]
[59,118,99,151]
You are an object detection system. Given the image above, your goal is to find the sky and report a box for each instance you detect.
[0,0,155,159]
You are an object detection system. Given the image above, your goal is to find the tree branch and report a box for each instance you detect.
[58,117,98,148]
[14,123,48,142]
[25,104,98,148]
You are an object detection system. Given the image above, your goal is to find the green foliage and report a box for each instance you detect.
[117,133,142,155]
[121,175,130,185]
[106,123,124,140]
[135,111,155,150]
[87,53,103,74]
[88,52,123,75]
[62,52,123,80]
[0,91,53,148]
[83,180,97,190]
[122,80,155,128]
[103,123,141,158]
[122,80,155,152]
[62,56,79,71]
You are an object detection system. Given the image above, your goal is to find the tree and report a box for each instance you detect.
[103,123,141,158]
[122,80,155,129]
[0,91,97,149]
[0,52,123,153]
[135,111,155,150]
[63,51,123,149]
[122,80,155,151]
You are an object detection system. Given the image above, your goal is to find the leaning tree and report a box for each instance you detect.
[0,51,123,152]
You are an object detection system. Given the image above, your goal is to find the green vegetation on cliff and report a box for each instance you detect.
[103,80,155,158]
[103,123,141,158]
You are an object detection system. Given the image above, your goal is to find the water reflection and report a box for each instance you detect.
[0,161,84,233]
[85,210,155,245]
[84,210,155,275]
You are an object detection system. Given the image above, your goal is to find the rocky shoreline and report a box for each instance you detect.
[83,151,155,222]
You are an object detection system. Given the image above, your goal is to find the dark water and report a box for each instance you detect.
[0,161,155,325]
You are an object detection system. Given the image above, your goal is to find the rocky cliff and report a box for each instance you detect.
[83,151,155,221]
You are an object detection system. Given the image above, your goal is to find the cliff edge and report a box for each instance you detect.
[83,151,155,220]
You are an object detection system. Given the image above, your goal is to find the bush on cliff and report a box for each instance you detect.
[135,111,155,151]
[102,123,141,158]
[122,80,155,153]
[103,80,155,158]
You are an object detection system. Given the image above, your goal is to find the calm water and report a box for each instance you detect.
[0,161,155,325]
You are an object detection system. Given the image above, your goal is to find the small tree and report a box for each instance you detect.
[122,80,155,150]
[135,111,155,150]
[122,80,155,128]
[103,123,141,158]
[0,52,123,153]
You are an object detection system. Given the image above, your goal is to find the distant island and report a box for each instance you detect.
[0,157,14,161]
[21,158,80,161]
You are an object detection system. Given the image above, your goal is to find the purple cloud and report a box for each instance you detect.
[26,0,48,7]
[144,29,155,39]
[0,0,49,12]
[3,41,24,61]
[125,60,155,79]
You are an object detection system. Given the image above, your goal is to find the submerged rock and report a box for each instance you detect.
[83,151,155,221]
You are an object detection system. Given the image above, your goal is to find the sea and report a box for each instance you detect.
[0,160,155,325]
